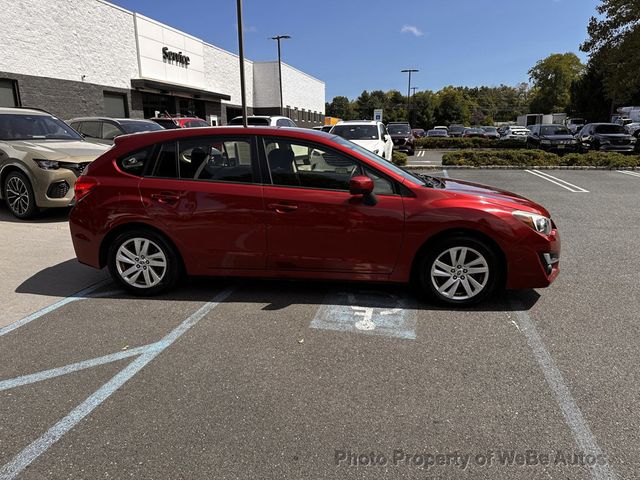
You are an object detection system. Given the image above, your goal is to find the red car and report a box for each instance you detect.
[149,116,209,129]
[69,127,560,305]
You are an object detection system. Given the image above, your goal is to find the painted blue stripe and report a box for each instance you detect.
[0,278,113,337]
[0,288,234,480]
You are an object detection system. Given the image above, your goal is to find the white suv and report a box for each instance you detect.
[500,126,531,141]
[329,121,393,160]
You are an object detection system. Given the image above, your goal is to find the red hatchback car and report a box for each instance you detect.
[69,127,560,305]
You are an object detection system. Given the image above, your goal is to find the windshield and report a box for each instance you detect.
[0,114,83,141]
[540,125,571,136]
[229,117,269,126]
[595,124,627,134]
[387,124,411,135]
[331,135,426,186]
[120,121,165,134]
[427,130,447,136]
[331,124,378,140]
[449,125,465,133]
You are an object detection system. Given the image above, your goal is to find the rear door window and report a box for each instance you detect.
[177,137,257,183]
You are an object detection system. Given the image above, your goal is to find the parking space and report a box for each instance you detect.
[406,149,444,167]
[1,169,639,479]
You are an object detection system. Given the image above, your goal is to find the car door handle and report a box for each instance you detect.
[150,192,182,205]
[268,203,298,213]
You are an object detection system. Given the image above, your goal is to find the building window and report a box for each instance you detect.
[104,92,128,118]
[0,79,20,107]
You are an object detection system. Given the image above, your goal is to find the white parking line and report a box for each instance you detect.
[0,279,113,337]
[617,170,640,178]
[0,288,234,480]
[511,303,617,480]
[525,170,589,193]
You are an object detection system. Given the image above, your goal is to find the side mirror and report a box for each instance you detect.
[349,175,374,196]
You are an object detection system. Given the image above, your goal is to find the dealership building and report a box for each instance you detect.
[0,0,325,126]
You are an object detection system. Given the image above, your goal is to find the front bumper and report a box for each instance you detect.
[539,143,579,153]
[33,168,82,208]
[505,227,561,290]
[598,144,635,153]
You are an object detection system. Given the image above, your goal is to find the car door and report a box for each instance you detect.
[260,136,404,274]
[138,135,267,271]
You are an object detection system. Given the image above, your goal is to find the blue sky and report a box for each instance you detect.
[111,0,600,101]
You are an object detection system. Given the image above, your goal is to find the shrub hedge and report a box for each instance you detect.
[415,137,527,150]
[392,151,408,166]
[442,150,640,168]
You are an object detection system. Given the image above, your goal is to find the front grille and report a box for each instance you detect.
[47,181,70,199]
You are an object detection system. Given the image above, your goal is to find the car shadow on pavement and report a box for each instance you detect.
[14,259,109,297]
[16,264,541,313]
[0,204,70,224]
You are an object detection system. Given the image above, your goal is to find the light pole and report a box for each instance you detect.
[401,69,419,123]
[236,0,248,127]
[271,35,291,114]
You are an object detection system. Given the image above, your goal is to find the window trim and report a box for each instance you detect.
[259,136,401,196]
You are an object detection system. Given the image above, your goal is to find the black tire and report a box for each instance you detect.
[415,235,501,306]
[4,171,39,219]
[107,229,181,296]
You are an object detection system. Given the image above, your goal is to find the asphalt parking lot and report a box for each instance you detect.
[1,168,639,479]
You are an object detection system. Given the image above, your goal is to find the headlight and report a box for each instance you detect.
[513,210,552,235]
[34,159,60,170]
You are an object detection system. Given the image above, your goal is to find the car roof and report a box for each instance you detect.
[336,120,378,125]
[68,117,156,123]
[0,106,50,116]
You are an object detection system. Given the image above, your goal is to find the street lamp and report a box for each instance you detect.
[401,69,419,123]
[271,35,291,114]
[236,0,248,127]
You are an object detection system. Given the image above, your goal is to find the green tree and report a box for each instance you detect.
[569,65,610,122]
[435,88,471,125]
[325,96,353,120]
[581,0,640,107]
[411,90,437,128]
[528,53,585,113]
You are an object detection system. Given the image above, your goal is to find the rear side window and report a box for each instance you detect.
[177,137,256,183]
[152,143,178,178]
[118,148,153,177]
[79,121,101,139]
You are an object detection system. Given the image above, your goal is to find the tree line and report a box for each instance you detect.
[326,0,639,128]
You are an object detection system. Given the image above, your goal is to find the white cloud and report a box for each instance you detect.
[401,25,424,37]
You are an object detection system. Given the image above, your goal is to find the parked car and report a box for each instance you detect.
[526,124,578,153]
[577,123,637,153]
[68,117,164,145]
[0,107,109,219]
[500,126,531,141]
[69,127,560,305]
[229,115,297,127]
[433,126,449,132]
[426,129,449,138]
[312,125,333,133]
[481,126,500,140]
[387,122,415,155]
[565,118,586,134]
[448,125,465,137]
[624,122,640,136]
[149,115,209,129]
[462,128,487,138]
[329,121,393,160]
[412,129,426,138]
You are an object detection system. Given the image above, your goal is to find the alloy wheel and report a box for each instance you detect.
[430,246,489,300]
[115,238,167,289]
[6,176,30,216]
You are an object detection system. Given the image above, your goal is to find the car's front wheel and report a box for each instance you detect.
[4,171,38,219]
[416,235,500,306]
[107,229,181,296]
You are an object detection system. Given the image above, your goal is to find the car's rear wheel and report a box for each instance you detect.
[4,171,38,219]
[416,235,500,306]
[108,229,180,296]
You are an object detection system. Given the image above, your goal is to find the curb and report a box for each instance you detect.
[406,165,640,171]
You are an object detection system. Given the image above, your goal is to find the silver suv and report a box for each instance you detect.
[0,107,108,219]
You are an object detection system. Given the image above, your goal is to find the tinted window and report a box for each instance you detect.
[331,125,379,140]
[265,138,359,190]
[0,114,83,141]
[594,124,627,134]
[540,125,571,135]
[178,137,254,183]
[79,121,101,139]
[387,124,411,135]
[152,142,178,178]
[120,121,164,134]
[102,122,121,140]
[365,167,395,195]
[151,119,179,129]
[118,148,152,176]
[229,117,269,126]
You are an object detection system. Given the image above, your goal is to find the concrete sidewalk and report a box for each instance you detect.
[0,206,108,329]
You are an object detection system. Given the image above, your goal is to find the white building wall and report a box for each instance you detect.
[0,0,138,90]
[203,45,254,107]
[253,62,325,114]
